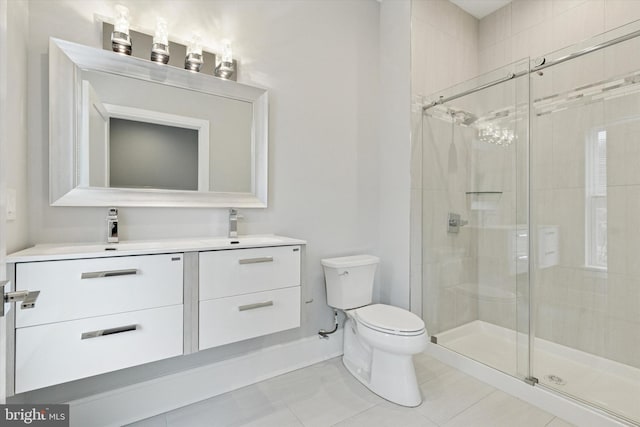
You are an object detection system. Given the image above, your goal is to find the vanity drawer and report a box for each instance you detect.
[15,304,183,393]
[16,253,183,328]
[199,286,300,350]
[199,246,300,300]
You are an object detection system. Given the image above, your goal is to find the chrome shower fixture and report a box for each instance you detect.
[449,109,478,126]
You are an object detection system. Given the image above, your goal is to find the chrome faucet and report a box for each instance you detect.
[107,208,119,243]
[228,208,242,238]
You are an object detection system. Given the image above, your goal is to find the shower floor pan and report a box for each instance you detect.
[436,320,640,424]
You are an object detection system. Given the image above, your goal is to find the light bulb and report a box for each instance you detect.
[221,39,233,63]
[185,34,203,72]
[215,38,236,79]
[113,5,130,35]
[186,34,202,56]
[151,16,170,64]
[111,4,132,55]
[153,17,168,46]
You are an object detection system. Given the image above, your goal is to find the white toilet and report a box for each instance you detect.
[321,254,427,407]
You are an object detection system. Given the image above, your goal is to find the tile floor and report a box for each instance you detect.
[127,354,575,427]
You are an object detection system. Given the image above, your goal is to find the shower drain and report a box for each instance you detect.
[545,374,566,386]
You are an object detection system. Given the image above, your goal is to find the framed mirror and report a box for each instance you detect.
[49,38,268,207]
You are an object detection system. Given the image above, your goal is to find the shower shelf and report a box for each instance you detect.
[466,191,502,211]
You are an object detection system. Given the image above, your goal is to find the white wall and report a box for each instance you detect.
[378,0,411,308]
[14,0,384,403]
[1,0,30,405]
[4,0,29,255]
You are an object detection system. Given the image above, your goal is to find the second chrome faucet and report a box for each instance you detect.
[107,208,119,243]
[228,208,243,238]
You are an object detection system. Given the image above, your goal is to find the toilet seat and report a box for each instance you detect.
[354,304,425,337]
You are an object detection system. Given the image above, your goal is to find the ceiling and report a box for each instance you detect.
[449,0,512,19]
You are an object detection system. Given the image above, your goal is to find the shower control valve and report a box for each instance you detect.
[448,212,468,234]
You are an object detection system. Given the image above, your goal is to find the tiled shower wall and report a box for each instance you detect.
[410,0,479,334]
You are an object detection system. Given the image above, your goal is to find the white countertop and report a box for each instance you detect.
[7,235,306,263]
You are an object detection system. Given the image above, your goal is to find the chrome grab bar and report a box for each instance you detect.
[238,257,273,265]
[81,269,139,279]
[238,301,274,312]
[81,324,139,340]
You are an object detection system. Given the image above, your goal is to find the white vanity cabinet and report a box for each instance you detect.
[12,254,184,393]
[5,235,305,395]
[198,245,302,350]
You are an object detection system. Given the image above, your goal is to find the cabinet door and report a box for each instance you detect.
[199,246,300,300]
[199,286,300,350]
[15,305,183,393]
[16,253,183,328]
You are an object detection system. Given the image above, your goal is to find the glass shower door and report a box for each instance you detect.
[530,22,640,424]
[421,58,530,380]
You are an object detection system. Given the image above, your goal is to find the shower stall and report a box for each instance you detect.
[419,21,640,425]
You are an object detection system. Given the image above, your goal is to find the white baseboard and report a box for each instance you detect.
[426,343,630,427]
[69,331,344,427]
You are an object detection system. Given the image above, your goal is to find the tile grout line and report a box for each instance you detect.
[325,401,380,427]
[287,405,306,427]
[544,416,558,427]
[435,387,498,426]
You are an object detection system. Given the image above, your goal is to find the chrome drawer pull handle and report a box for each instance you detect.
[81,324,139,340]
[238,257,273,265]
[81,269,139,279]
[238,301,274,311]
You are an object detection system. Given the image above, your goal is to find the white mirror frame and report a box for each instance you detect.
[49,37,268,208]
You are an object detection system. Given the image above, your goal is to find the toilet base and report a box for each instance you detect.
[342,318,424,407]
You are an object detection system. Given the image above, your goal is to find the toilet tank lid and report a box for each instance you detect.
[321,254,380,268]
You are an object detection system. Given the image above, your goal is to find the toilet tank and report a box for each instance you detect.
[321,255,380,310]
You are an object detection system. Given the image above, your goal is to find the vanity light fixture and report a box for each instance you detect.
[185,34,204,72]
[111,4,132,55]
[214,39,236,79]
[150,17,170,64]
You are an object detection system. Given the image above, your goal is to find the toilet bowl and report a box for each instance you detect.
[342,304,427,407]
[321,255,428,407]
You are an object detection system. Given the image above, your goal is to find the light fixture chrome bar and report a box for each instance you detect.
[533,28,640,72]
[423,72,520,112]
